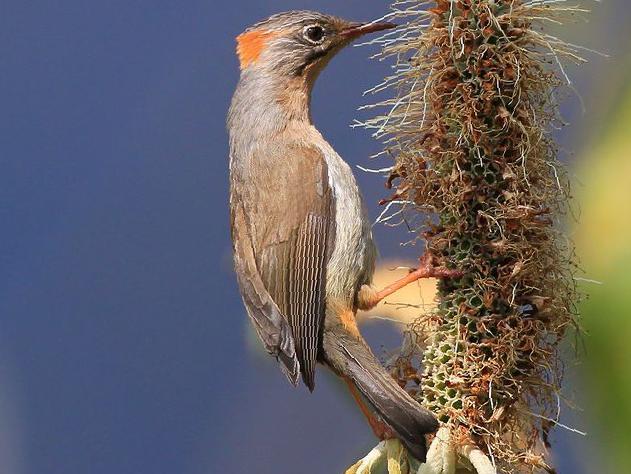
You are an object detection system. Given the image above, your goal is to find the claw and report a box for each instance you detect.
[413,252,463,280]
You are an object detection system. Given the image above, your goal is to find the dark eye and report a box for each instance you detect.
[303,25,325,44]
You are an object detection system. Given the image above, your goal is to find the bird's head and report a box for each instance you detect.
[235,11,395,80]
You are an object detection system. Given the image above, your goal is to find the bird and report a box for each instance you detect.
[227,10,459,461]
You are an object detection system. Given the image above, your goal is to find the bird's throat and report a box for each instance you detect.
[275,76,313,124]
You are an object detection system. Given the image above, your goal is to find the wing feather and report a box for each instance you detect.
[231,202,300,385]
[287,214,328,389]
[230,144,333,390]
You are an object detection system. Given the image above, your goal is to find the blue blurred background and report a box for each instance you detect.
[1,1,628,473]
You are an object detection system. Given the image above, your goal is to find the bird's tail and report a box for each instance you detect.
[322,324,438,462]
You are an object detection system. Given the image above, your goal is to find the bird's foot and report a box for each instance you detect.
[412,253,463,281]
[356,253,462,311]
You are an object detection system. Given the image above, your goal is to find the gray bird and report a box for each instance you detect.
[228,10,457,461]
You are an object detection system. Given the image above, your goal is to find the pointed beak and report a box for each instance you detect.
[339,21,397,40]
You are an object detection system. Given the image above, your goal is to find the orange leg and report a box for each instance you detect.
[358,252,462,311]
[344,378,394,440]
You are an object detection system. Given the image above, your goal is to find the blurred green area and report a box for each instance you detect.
[575,82,631,473]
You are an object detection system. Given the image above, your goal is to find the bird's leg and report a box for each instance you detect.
[358,253,462,311]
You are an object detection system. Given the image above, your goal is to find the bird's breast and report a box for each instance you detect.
[314,135,376,306]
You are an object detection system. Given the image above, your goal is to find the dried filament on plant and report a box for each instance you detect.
[360,0,589,471]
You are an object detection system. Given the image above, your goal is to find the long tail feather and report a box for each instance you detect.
[322,325,438,462]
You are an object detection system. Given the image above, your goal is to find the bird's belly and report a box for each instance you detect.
[316,142,376,305]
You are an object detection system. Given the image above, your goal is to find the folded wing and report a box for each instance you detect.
[230,145,334,390]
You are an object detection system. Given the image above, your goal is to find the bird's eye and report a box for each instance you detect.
[303,25,325,44]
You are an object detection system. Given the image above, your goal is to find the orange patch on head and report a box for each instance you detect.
[236,30,276,69]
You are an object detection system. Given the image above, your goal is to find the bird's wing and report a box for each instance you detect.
[230,144,334,390]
